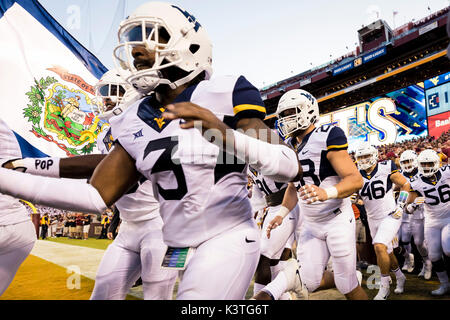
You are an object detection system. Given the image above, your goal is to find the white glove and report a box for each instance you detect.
[389,206,403,220]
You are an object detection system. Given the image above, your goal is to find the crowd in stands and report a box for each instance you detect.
[350,129,450,166]
[32,205,115,241]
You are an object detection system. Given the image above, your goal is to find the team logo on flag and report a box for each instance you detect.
[22,66,105,157]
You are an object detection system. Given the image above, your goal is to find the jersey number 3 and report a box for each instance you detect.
[144,137,188,200]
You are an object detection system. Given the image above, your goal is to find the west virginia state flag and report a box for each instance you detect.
[0,0,108,157]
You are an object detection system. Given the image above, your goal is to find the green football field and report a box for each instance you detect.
[45,237,113,250]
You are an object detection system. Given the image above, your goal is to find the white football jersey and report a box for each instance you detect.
[247,165,287,207]
[401,168,424,220]
[95,125,159,223]
[359,160,397,221]
[249,179,266,213]
[96,125,114,155]
[291,124,352,223]
[0,119,31,225]
[110,75,267,247]
[410,165,450,225]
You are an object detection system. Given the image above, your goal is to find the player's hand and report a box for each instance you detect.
[266,215,283,239]
[389,206,403,220]
[162,102,230,143]
[107,232,113,240]
[299,184,328,204]
[414,197,425,205]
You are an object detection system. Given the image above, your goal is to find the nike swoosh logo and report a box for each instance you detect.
[289,217,295,220]
[349,218,353,223]
[302,150,309,155]
[245,237,256,243]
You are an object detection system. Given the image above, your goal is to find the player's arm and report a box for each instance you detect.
[235,117,302,182]
[299,149,364,202]
[162,76,301,182]
[2,154,106,179]
[299,127,363,203]
[390,171,410,193]
[0,143,139,213]
[404,190,424,214]
[386,163,411,218]
[266,182,298,238]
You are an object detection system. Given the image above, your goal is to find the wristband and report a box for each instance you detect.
[324,186,338,200]
[277,206,291,219]
[406,203,417,214]
[397,190,409,208]
[11,157,60,178]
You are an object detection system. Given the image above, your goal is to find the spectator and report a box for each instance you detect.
[436,147,448,165]
[56,217,64,238]
[68,214,76,239]
[75,213,83,239]
[63,214,69,237]
[98,212,110,240]
[107,207,121,240]
[40,212,50,240]
[82,213,92,240]
[49,215,58,238]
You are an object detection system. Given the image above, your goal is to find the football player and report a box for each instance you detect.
[264,89,367,300]
[248,165,299,299]
[398,150,432,279]
[355,143,410,300]
[405,149,450,296]
[0,2,302,299]
[3,70,178,300]
[0,119,37,296]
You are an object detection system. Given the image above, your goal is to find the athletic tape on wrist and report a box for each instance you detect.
[277,206,291,219]
[324,186,338,200]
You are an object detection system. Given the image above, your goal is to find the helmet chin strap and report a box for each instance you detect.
[133,65,212,93]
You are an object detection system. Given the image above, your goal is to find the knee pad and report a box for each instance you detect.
[335,275,358,295]
[299,266,322,293]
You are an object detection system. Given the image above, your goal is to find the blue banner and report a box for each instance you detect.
[424,71,450,90]
[333,61,354,76]
[362,47,386,64]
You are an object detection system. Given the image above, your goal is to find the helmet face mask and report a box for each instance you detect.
[355,143,378,171]
[96,83,126,108]
[114,20,178,75]
[417,149,440,177]
[93,69,137,121]
[399,150,418,173]
[276,89,319,138]
[113,3,213,94]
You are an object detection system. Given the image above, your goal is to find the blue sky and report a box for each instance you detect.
[39,0,449,88]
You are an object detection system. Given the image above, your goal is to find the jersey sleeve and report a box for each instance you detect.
[232,76,266,122]
[441,165,450,179]
[390,160,399,174]
[326,126,348,151]
[409,179,423,196]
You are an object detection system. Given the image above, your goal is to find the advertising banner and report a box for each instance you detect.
[318,83,427,150]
